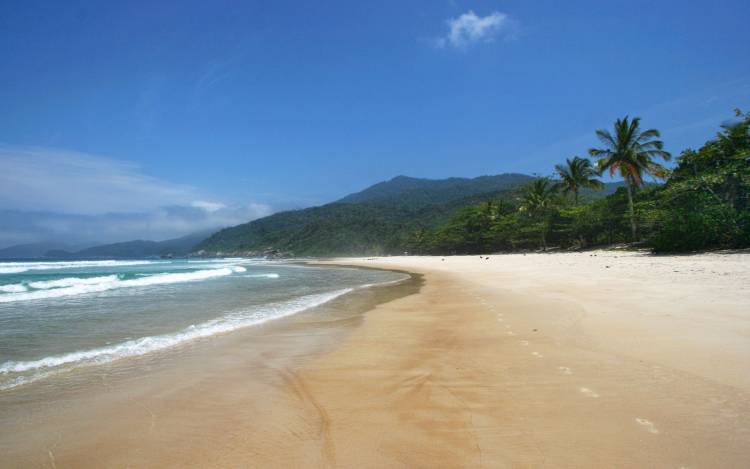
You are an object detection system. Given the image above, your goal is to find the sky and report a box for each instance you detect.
[1,0,749,248]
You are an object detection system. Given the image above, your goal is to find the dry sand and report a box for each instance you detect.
[301,251,750,468]
[2,251,748,468]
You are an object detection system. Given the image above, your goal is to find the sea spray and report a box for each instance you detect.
[0,259,407,391]
[0,288,353,389]
[0,260,164,275]
[0,267,246,303]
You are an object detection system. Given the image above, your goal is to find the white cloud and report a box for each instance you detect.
[436,11,511,49]
[0,145,197,214]
[0,145,273,247]
[0,203,273,249]
[192,200,226,212]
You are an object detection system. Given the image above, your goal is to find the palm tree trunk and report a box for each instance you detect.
[541,222,547,251]
[625,181,637,241]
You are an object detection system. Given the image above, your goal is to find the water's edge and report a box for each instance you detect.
[0,263,422,397]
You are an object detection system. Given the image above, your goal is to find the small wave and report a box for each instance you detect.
[27,275,119,290]
[0,260,162,275]
[0,267,245,303]
[0,288,352,390]
[358,276,409,289]
[0,284,28,293]
[243,273,279,279]
[186,258,255,264]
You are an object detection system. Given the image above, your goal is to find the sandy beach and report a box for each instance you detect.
[301,252,750,467]
[300,251,750,468]
[2,251,749,468]
[5,3,748,467]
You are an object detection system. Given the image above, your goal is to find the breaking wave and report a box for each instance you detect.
[0,260,163,275]
[0,288,352,390]
[0,266,247,303]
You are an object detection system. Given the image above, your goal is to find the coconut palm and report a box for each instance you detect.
[520,178,558,250]
[588,116,671,241]
[554,156,604,205]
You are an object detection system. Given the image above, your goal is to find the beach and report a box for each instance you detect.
[1,251,749,467]
[301,251,750,467]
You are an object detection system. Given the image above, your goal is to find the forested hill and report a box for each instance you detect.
[199,112,749,257]
[195,173,620,257]
[337,174,534,205]
[196,173,538,256]
[47,230,213,258]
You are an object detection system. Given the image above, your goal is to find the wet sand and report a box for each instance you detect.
[0,272,420,468]
[305,251,750,467]
[2,251,749,467]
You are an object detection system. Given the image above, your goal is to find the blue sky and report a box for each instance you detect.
[1,0,749,247]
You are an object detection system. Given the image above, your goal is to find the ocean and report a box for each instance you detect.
[0,258,407,391]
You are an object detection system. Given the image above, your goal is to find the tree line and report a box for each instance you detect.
[407,110,750,254]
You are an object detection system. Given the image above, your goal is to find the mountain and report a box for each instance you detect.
[197,174,537,257]
[47,230,214,258]
[337,174,534,205]
[197,173,631,257]
[0,242,92,259]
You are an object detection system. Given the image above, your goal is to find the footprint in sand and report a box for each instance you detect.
[507,331,515,336]
[531,352,543,358]
[497,318,504,322]
[635,418,659,434]
[520,340,529,346]
[579,387,599,398]
[558,366,572,375]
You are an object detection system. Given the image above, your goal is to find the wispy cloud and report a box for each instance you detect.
[0,145,271,247]
[0,204,272,249]
[191,200,226,212]
[0,145,196,214]
[436,11,514,49]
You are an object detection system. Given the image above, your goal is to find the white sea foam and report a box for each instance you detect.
[243,273,279,279]
[359,277,408,289]
[0,284,28,293]
[0,260,162,274]
[0,266,246,303]
[28,275,119,290]
[0,288,353,389]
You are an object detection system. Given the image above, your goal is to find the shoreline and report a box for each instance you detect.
[0,266,421,467]
[1,251,748,467]
[299,252,750,467]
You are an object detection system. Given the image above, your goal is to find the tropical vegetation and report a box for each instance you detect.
[413,110,748,254]
[554,156,603,205]
[198,110,749,256]
[588,116,671,240]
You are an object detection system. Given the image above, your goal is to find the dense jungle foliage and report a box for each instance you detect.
[410,111,749,254]
[199,111,749,256]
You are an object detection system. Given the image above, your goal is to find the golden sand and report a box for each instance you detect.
[2,251,748,468]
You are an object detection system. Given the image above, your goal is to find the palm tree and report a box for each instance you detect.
[588,116,671,241]
[554,156,603,205]
[520,178,558,250]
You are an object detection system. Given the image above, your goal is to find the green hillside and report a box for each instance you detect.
[48,230,213,258]
[196,169,665,257]
[196,173,621,256]
[338,174,534,205]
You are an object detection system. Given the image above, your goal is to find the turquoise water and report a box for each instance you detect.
[0,258,405,390]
